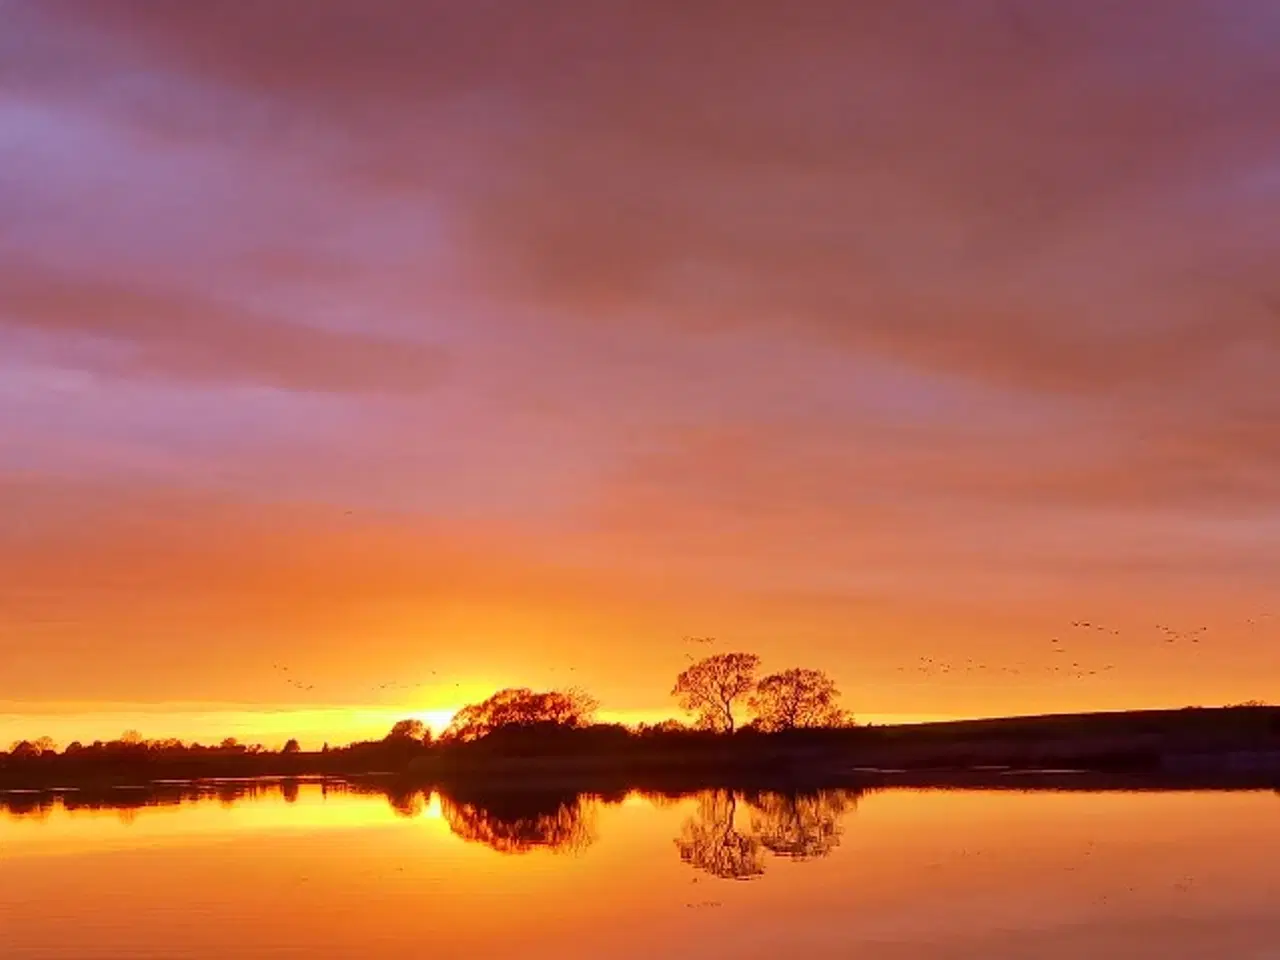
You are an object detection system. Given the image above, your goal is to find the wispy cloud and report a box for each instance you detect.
[4,1,1280,719]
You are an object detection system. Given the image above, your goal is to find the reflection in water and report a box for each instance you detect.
[441,790,596,854]
[0,777,430,832]
[1,779,300,821]
[746,789,855,860]
[6,783,1280,959]
[674,790,764,880]
[0,780,856,874]
[0,780,605,854]
[674,789,860,879]
[385,785,428,819]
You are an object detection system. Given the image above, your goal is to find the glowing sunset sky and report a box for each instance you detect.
[3,1,1280,747]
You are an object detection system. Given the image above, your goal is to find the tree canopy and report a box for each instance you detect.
[442,687,599,743]
[386,718,429,742]
[672,652,761,733]
[750,667,845,732]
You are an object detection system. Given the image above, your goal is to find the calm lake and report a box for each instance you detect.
[3,782,1279,959]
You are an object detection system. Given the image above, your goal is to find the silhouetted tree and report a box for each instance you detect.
[282,738,301,754]
[750,667,845,731]
[442,688,599,743]
[672,653,760,732]
[9,740,41,760]
[674,790,764,880]
[386,718,429,742]
[648,718,689,734]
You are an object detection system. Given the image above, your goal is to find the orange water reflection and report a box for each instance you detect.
[3,783,1279,958]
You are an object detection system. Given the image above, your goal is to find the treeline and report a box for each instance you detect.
[2,651,849,771]
[6,653,1280,789]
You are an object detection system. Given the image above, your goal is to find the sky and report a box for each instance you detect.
[3,1,1280,747]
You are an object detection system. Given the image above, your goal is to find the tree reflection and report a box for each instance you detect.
[745,789,855,860]
[439,790,596,854]
[674,790,765,880]
[1,792,54,821]
[674,788,859,879]
[0,779,858,881]
[385,785,428,818]
[0,779,329,819]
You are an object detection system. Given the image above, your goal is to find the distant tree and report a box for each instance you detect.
[33,736,58,755]
[9,740,41,760]
[219,737,245,753]
[386,718,428,742]
[282,738,302,754]
[120,729,144,746]
[672,653,761,733]
[750,668,845,731]
[640,718,689,735]
[443,688,599,743]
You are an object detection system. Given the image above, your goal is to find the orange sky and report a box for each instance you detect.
[3,2,1280,748]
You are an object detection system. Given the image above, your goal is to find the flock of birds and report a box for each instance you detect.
[261,613,1275,696]
[899,657,1117,682]
[271,664,317,693]
[270,662,458,698]
[892,614,1276,685]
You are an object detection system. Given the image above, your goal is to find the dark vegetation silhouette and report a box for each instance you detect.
[750,667,847,732]
[672,652,761,732]
[442,687,598,743]
[3,651,1280,791]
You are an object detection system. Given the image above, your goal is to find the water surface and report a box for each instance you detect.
[3,782,1278,959]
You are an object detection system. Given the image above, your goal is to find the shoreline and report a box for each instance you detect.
[4,704,1278,793]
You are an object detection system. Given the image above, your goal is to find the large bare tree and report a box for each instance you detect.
[672,652,760,733]
[750,667,845,731]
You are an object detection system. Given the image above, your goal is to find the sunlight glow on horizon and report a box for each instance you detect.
[0,702,962,750]
[6,2,1280,727]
